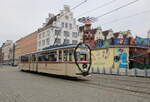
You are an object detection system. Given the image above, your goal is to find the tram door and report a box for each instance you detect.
[63,49,75,76]
[31,54,37,72]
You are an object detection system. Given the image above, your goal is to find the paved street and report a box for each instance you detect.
[0,66,150,102]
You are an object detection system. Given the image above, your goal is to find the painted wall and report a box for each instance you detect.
[92,47,129,69]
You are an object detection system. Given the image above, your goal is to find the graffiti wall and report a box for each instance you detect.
[92,47,129,69]
[92,48,114,68]
[114,48,129,69]
[135,36,149,47]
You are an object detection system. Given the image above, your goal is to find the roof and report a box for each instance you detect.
[84,29,97,34]
[20,44,77,56]
[79,26,84,32]
[102,30,110,35]
[45,16,57,27]
[93,45,149,50]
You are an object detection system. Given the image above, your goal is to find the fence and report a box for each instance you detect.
[90,67,150,77]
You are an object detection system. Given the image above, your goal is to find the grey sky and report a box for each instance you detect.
[0,0,150,46]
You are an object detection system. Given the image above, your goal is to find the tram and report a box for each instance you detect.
[19,43,91,77]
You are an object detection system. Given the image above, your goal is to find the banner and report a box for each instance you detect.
[113,38,129,45]
[135,36,148,47]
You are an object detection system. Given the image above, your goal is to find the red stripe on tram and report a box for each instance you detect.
[21,61,90,64]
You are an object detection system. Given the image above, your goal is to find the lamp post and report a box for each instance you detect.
[148,29,150,47]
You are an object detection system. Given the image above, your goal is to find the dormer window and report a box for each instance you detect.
[65,15,69,20]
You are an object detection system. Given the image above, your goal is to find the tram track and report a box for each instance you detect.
[20,69,150,99]
[89,75,150,89]
[63,75,150,99]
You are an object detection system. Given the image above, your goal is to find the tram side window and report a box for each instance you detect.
[21,56,29,62]
[69,50,73,62]
[63,50,68,62]
[49,51,57,62]
[58,50,62,62]
[38,55,49,61]
[32,55,36,62]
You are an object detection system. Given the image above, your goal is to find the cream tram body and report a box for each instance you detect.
[19,45,90,77]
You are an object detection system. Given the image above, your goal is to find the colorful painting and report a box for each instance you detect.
[91,48,114,68]
[95,39,103,48]
[102,39,112,47]
[113,38,129,45]
[114,48,129,68]
[135,36,149,47]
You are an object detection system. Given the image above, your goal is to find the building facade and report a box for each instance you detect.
[37,5,80,51]
[15,31,38,65]
[113,30,132,38]
[0,47,3,64]
[1,40,14,65]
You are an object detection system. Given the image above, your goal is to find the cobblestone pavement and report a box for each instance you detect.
[0,66,150,102]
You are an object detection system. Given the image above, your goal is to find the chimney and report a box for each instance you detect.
[64,5,70,12]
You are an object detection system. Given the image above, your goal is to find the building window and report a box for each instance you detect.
[69,23,72,29]
[55,30,61,36]
[65,16,69,20]
[72,32,78,38]
[61,22,64,28]
[42,40,45,46]
[42,32,45,38]
[65,23,68,28]
[72,40,78,44]
[55,38,61,44]
[47,30,50,36]
[64,31,69,37]
[64,39,70,44]
[38,41,41,47]
[46,38,50,45]
[39,34,41,39]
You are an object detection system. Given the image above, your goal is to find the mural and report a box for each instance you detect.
[91,48,114,68]
[114,48,129,68]
[113,38,129,45]
[102,39,112,47]
[135,36,149,47]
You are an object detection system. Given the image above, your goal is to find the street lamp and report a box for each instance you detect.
[148,29,150,47]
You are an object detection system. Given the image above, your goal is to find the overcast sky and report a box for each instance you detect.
[0,0,150,46]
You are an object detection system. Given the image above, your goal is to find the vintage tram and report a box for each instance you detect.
[19,43,91,77]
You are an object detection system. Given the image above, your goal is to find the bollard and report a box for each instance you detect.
[110,68,112,75]
[97,67,100,74]
[125,68,128,76]
[103,68,105,74]
[145,67,148,77]
[134,68,137,77]
[92,67,94,74]
[117,68,120,75]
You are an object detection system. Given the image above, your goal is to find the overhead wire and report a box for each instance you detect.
[77,0,117,18]
[100,9,150,25]
[96,0,139,18]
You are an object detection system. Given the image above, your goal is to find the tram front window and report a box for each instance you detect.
[80,54,87,61]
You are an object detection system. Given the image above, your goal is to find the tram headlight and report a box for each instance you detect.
[82,64,88,71]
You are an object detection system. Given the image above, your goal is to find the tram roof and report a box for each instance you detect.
[20,44,77,56]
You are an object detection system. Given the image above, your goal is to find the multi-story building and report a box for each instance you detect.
[15,31,38,65]
[1,40,14,65]
[37,5,80,51]
[102,29,114,40]
[113,30,132,38]
[0,47,3,64]
[79,20,103,43]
